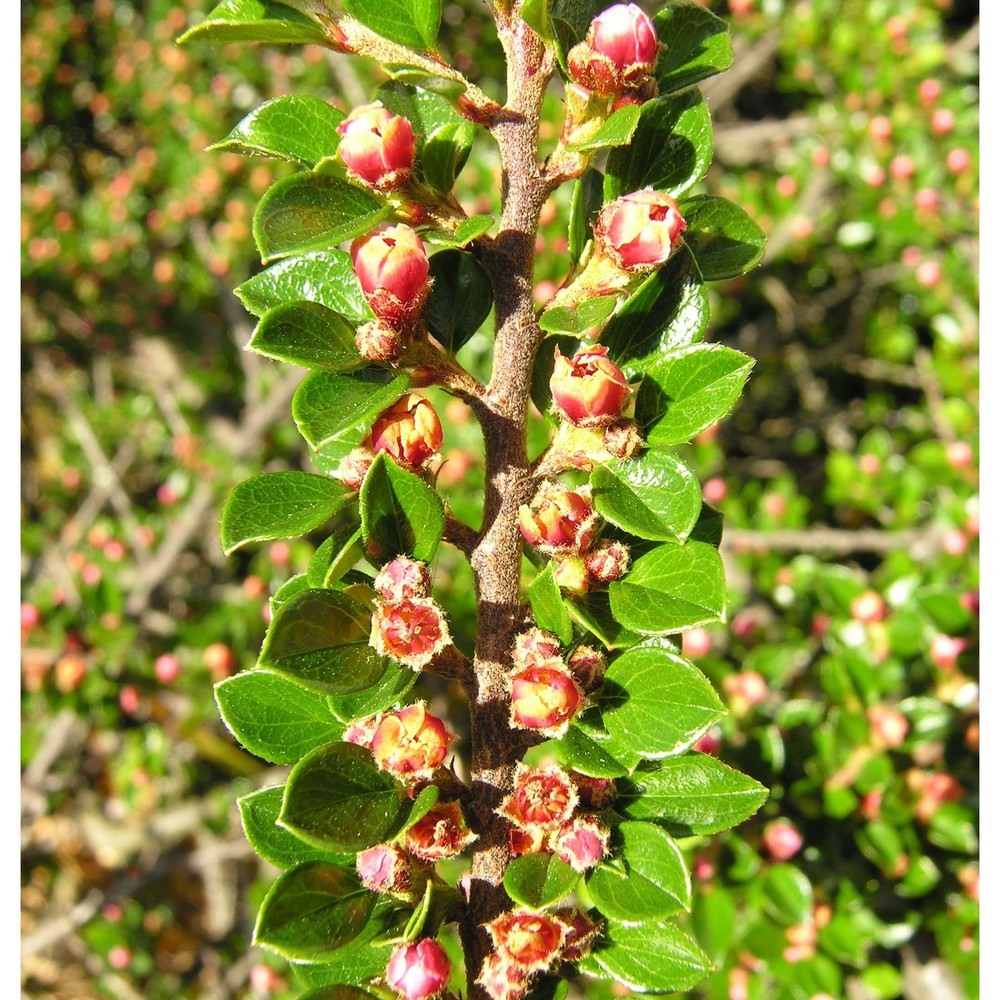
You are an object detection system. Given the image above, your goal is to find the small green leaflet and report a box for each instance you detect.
[654,1,734,95]
[247,302,364,371]
[678,195,767,280]
[177,0,327,45]
[343,0,441,52]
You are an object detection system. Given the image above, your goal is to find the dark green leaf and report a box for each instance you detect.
[216,670,346,764]
[505,854,579,909]
[271,573,312,610]
[248,302,364,371]
[221,472,352,555]
[678,195,766,280]
[654,2,733,94]
[293,915,404,985]
[421,122,476,193]
[280,742,411,851]
[636,344,754,446]
[529,563,573,645]
[402,784,440,833]
[539,295,618,335]
[376,81,465,138]
[307,519,364,589]
[591,451,702,542]
[566,590,641,650]
[293,369,411,451]
[359,452,444,564]
[253,174,389,263]
[178,0,326,44]
[619,755,768,835]
[569,167,604,262]
[566,104,641,152]
[554,706,642,778]
[763,865,814,924]
[424,249,493,353]
[344,0,441,50]
[327,665,418,723]
[235,250,373,325]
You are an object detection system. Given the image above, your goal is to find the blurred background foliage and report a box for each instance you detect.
[21,0,978,997]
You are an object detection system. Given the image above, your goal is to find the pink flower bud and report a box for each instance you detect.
[762,821,803,861]
[553,555,591,596]
[351,226,430,328]
[338,447,374,489]
[518,484,597,555]
[510,663,585,737]
[941,528,968,556]
[602,418,645,458]
[931,108,955,135]
[693,728,721,754]
[375,557,432,603]
[338,102,416,191]
[583,539,631,584]
[918,78,942,106]
[107,945,132,970]
[930,633,966,669]
[371,703,454,780]
[343,713,383,748]
[915,772,963,823]
[723,670,768,706]
[866,704,909,748]
[947,147,971,174]
[552,815,611,871]
[914,187,940,213]
[21,603,40,632]
[702,477,727,505]
[369,393,443,471]
[498,764,579,832]
[486,909,568,973]
[890,155,915,180]
[477,953,531,1000]
[405,799,478,861]
[568,4,659,96]
[850,590,885,623]
[386,939,451,1000]
[550,345,631,428]
[55,654,88,693]
[567,644,608,691]
[512,628,563,669]
[357,842,415,895]
[946,440,974,468]
[155,653,181,683]
[594,189,687,271]
[570,772,617,811]
[555,908,603,961]
[370,597,451,670]
[682,627,712,659]
[868,115,892,142]
[356,320,405,363]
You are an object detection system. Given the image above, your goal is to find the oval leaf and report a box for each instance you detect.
[566,104,641,152]
[421,122,476,193]
[504,854,579,909]
[327,666,418,723]
[529,562,573,646]
[248,302,364,370]
[678,195,766,280]
[343,0,441,50]
[654,2,734,94]
[178,0,326,44]
[424,249,493,353]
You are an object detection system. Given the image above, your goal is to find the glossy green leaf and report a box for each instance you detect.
[529,563,573,645]
[235,250,373,325]
[376,81,465,138]
[539,295,618,335]
[599,245,708,377]
[359,452,445,565]
[423,214,497,247]
[600,641,726,758]
[609,541,726,634]
[587,821,690,921]
[253,174,389,263]
[253,861,376,961]
[566,590,641,650]
[591,451,702,542]
[421,122,476,193]
[271,573,312,610]
[327,664,418,723]
[307,520,364,589]
[619,756,768,835]
[293,369,411,451]
[678,195,766,280]
[762,864,814,925]
[260,589,390,694]
[178,0,326,44]
[280,742,411,851]
[300,988,382,1000]
[567,104,641,152]
[554,706,642,778]
[221,472,352,555]
[504,854,579,909]
[210,96,344,165]
[568,167,604,262]
[654,2,733,94]
[928,803,978,854]
[343,0,440,51]
[424,249,493,353]
[216,670,346,764]
[248,302,364,371]
[637,344,754,446]
[605,91,713,201]
[293,918,404,987]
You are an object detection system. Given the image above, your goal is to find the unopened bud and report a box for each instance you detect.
[386,939,451,1000]
[486,909,567,973]
[338,102,416,191]
[762,820,803,861]
[553,555,591,595]
[552,815,611,871]
[550,345,631,428]
[371,703,453,780]
[338,447,374,489]
[498,763,579,831]
[555,908,602,961]
[477,953,530,1000]
[369,393,443,471]
[518,483,597,555]
[512,628,563,669]
[867,704,909,749]
[352,226,430,329]
[357,843,415,895]
[570,772,617,811]
[567,4,659,96]
[602,418,644,458]
[374,556,432,603]
[356,320,405,363]
[405,799,478,861]
[851,590,886,624]
[583,539,631,583]
[594,189,686,272]
[567,645,607,691]
[370,597,451,670]
[510,663,585,737]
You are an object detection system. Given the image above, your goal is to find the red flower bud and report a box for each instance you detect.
[386,939,451,1000]
[866,704,909,749]
[570,772,617,811]
[374,556,432,603]
[405,799,478,861]
[356,842,415,895]
[338,447,374,489]
[583,539,631,584]
[370,597,451,670]
[510,662,585,737]
[518,484,597,555]
[486,909,568,973]
[352,226,430,328]
[338,102,416,191]
[551,814,611,871]
[343,713,383,748]
[595,189,687,271]
[555,908,603,962]
[477,953,531,1000]
[850,590,885,624]
[371,703,454,780]
[512,628,563,669]
[356,320,405,363]
[602,418,645,458]
[762,820,803,861]
[550,345,631,427]
[498,764,579,832]
[369,393,443,471]
[568,4,659,96]
[509,826,550,857]
[567,644,608,690]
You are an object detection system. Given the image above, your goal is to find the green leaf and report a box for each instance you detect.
[376,81,465,138]
[600,641,726,759]
[178,0,327,44]
[210,96,345,166]
[216,670,346,764]
[587,821,691,921]
[248,302,364,371]
[568,167,604,262]
[609,541,726,634]
[259,589,390,694]
[300,989,382,1000]
[619,756,768,835]
[271,573,312,610]
[327,665,418,723]
[927,803,978,854]
[323,527,367,588]
[599,245,708,377]
[605,91,713,201]
[253,174,390,263]
[293,917,404,986]
[424,249,493,353]
[280,742,411,851]
[505,854,579,909]
[235,250,373,325]
[588,917,712,992]
[554,706,642,778]
[591,451,702,542]
[566,104,641,152]
[423,214,497,247]
[654,2,734,94]
[238,786,350,870]
[293,369,411,451]
[359,453,445,565]
[343,0,440,50]
[421,122,476,193]
[539,295,618,335]
[566,590,641,650]
[678,195,766,280]
[762,864,813,925]
[529,563,573,645]
[221,472,353,555]
[307,520,364,589]
[253,862,376,961]
[636,344,754,446]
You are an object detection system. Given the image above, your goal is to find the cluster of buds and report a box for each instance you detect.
[352,702,454,781]
[386,938,451,1000]
[567,4,660,98]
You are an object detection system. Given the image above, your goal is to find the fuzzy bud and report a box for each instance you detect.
[567,645,608,691]
[386,939,451,1000]
[570,772,617,811]
[486,910,568,973]
[552,815,611,872]
[356,320,405,363]
[567,4,659,96]
[352,226,430,328]
[850,590,886,624]
[583,539,631,584]
[509,827,550,857]
[338,102,416,191]
[369,393,443,471]
[477,953,531,1000]
[356,843,415,895]
[594,189,687,272]
[512,628,563,669]
[555,908,603,962]
[370,597,451,670]
[550,345,631,428]
[602,418,645,459]
[762,820,803,861]
[371,703,453,780]
[374,556,432,603]
[343,713,383,748]
[498,763,579,831]
[553,555,591,596]
[518,484,597,555]
[510,663,585,737]
[867,704,909,749]
[338,447,374,490]
[405,799,478,861]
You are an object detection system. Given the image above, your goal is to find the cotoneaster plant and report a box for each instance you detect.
[181,1,768,996]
